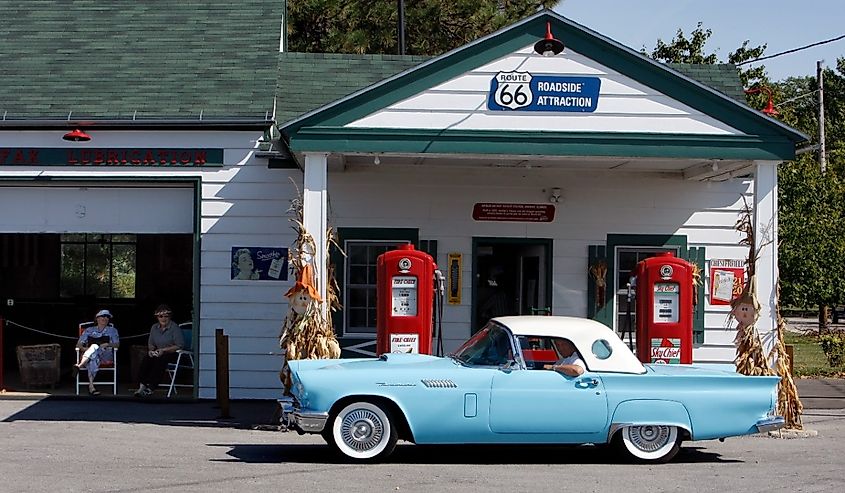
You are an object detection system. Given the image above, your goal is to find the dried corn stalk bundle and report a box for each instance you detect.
[278,182,342,393]
[733,319,772,376]
[731,201,772,377]
[768,283,803,429]
[589,260,608,309]
[691,263,701,306]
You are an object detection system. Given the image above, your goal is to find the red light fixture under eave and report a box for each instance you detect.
[743,87,779,117]
[534,21,565,56]
[63,129,91,142]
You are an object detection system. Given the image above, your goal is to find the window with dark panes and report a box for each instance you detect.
[614,247,679,335]
[344,240,409,334]
[60,234,137,299]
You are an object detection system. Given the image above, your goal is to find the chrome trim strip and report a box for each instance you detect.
[756,416,785,433]
[421,379,457,388]
[294,411,329,433]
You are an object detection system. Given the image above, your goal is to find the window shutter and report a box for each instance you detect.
[684,246,706,344]
[587,244,611,327]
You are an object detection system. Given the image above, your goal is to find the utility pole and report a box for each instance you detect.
[818,60,826,174]
[397,0,406,55]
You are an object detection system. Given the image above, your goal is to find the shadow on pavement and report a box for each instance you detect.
[213,442,740,465]
[1,396,279,428]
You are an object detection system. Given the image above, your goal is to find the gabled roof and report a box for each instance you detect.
[280,10,807,161]
[276,55,747,126]
[0,1,282,122]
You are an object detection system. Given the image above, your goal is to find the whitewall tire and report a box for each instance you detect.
[329,401,398,461]
[619,425,681,463]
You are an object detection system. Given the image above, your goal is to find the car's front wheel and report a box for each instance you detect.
[617,425,681,463]
[328,401,398,461]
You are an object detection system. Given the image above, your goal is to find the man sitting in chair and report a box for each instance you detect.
[135,304,184,398]
[74,309,120,396]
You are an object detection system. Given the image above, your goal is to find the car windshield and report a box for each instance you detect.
[451,323,515,367]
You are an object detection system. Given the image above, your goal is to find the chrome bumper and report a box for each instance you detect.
[278,397,328,433]
[756,415,785,433]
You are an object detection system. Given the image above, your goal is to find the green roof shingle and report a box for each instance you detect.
[0,1,282,120]
[669,63,746,102]
[276,52,430,125]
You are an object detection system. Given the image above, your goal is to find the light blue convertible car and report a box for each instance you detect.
[281,316,783,462]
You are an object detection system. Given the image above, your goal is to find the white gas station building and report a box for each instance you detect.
[0,8,806,399]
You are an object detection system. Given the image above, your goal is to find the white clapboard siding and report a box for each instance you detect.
[190,131,300,399]
[346,45,742,136]
[326,164,755,367]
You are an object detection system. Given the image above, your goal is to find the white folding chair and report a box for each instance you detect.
[75,321,118,395]
[166,322,194,397]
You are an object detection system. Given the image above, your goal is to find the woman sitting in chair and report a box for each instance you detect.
[134,304,184,398]
[74,309,120,396]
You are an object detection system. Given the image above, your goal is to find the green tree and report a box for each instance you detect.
[776,60,845,326]
[645,22,767,87]
[286,0,560,55]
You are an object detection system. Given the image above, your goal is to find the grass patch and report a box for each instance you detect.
[784,332,845,377]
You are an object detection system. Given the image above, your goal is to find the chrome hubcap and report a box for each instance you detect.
[628,425,672,452]
[340,409,384,452]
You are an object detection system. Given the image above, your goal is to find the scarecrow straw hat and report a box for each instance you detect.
[285,264,323,302]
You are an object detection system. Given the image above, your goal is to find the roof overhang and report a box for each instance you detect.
[290,127,797,161]
[0,119,273,131]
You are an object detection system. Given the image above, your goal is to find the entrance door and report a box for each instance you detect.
[473,238,552,332]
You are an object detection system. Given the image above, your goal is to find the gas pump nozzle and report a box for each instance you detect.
[434,270,445,295]
[624,277,636,351]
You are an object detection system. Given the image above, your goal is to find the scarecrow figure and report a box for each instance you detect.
[731,197,802,429]
[278,184,342,394]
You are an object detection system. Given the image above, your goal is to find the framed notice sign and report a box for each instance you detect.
[709,259,745,305]
[447,253,462,305]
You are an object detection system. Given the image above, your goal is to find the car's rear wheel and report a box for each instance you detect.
[618,425,681,463]
[329,401,398,461]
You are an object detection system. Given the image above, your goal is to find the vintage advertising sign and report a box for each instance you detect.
[650,337,681,364]
[389,333,420,353]
[709,259,745,305]
[447,253,462,305]
[391,275,418,316]
[0,148,224,166]
[231,246,289,281]
[472,203,555,222]
[487,72,601,112]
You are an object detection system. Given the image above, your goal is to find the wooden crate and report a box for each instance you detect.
[16,344,61,388]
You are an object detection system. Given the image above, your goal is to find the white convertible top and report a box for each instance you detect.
[494,316,646,374]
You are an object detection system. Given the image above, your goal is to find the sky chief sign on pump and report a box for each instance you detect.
[487,71,600,112]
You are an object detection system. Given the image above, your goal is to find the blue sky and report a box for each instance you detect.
[555,0,844,81]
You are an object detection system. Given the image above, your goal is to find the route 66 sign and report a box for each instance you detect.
[492,71,534,110]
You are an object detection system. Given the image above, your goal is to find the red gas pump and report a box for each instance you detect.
[633,252,694,364]
[376,244,442,356]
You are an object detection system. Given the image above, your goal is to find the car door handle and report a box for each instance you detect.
[575,378,599,389]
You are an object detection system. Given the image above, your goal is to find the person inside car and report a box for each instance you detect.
[545,338,585,376]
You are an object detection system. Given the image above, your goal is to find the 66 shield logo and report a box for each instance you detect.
[492,71,534,110]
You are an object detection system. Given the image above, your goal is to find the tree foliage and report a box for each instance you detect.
[645,22,767,87]
[646,23,845,314]
[776,60,845,310]
[286,0,560,55]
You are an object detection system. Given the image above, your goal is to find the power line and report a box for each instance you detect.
[737,34,845,66]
